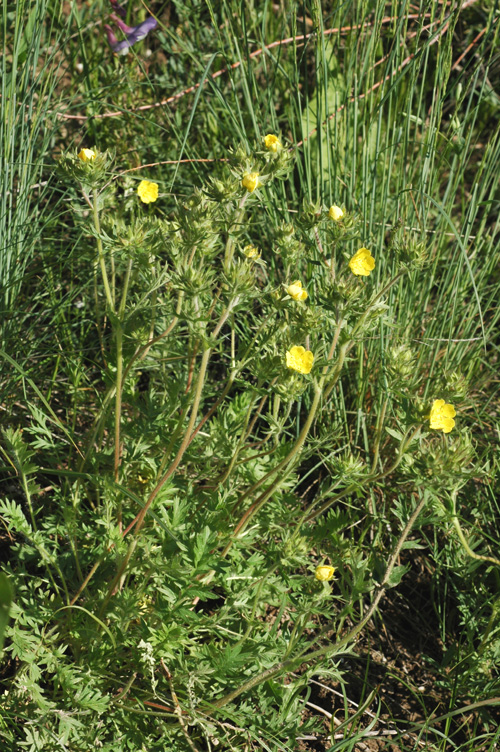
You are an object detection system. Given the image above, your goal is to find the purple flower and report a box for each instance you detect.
[104,3,158,55]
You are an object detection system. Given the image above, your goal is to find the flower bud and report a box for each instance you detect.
[297,199,322,231]
[243,245,261,260]
[443,370,469,400]
[328,205,344,221]
[286,280,308,302]
[386,344,418,388]
[315,565,335,581]
[77,148,96,162]
[264,134,282,153]
[242,172,260,192]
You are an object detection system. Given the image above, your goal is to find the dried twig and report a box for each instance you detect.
[161,659,201,752]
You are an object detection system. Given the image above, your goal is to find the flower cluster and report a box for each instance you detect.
[70,144,461,442]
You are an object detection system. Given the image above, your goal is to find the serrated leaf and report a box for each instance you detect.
[193,525,212,566]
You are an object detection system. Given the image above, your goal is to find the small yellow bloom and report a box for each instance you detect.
[137,180,159,204]
[243,245,261,259]
[315,565,335,581]
[286,345,314,375]
[429,399,456,434]
[286,280,308,302]
[329,205,344,221]
[77,148,96,162]
[242,172,260,193]
[349,247,375,276]
[264,134,282,152]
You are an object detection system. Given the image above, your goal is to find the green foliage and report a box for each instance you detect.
[0,573,13,655]
[1,0,500,750]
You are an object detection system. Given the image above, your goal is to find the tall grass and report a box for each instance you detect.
[0,0,68,343]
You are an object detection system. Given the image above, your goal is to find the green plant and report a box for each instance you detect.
[1,1,500,750]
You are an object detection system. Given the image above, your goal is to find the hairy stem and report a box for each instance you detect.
[115,257,133,530]
[92,190,114,312]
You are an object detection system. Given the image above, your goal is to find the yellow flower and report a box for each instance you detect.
[242,172,260,192]
[349,247,375,276]
[264,134,282,152]
[329,205,344,221]
[137,180,159,204]
[243,245,261,259]
[286,345,314,375]
[286,280,308,302]
[315,565,335,581]
[77,148,96,162]
[429,399,456,434]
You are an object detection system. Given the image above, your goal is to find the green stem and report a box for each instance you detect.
[75,294,183,479]
[99,538,137,617]
[92,191,114,312]
[134,347,211,534]
[477,596,500,655]
[114,322,123,525]
[451,515,500,568]
[70,557,102,606]
[225,322,348,546]
[221,385,323,556]
[122,291,184,385]
[313,225,332,275]
[115,257,133,529]
[224,194,248,269]
[119,258,133,319]
[217,390,259,485]
[371,397,388,474]
[121,298,239,540]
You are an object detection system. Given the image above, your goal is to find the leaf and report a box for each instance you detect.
[400,540,426,550]
[386,564,409,588]
[385,426,404,441]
